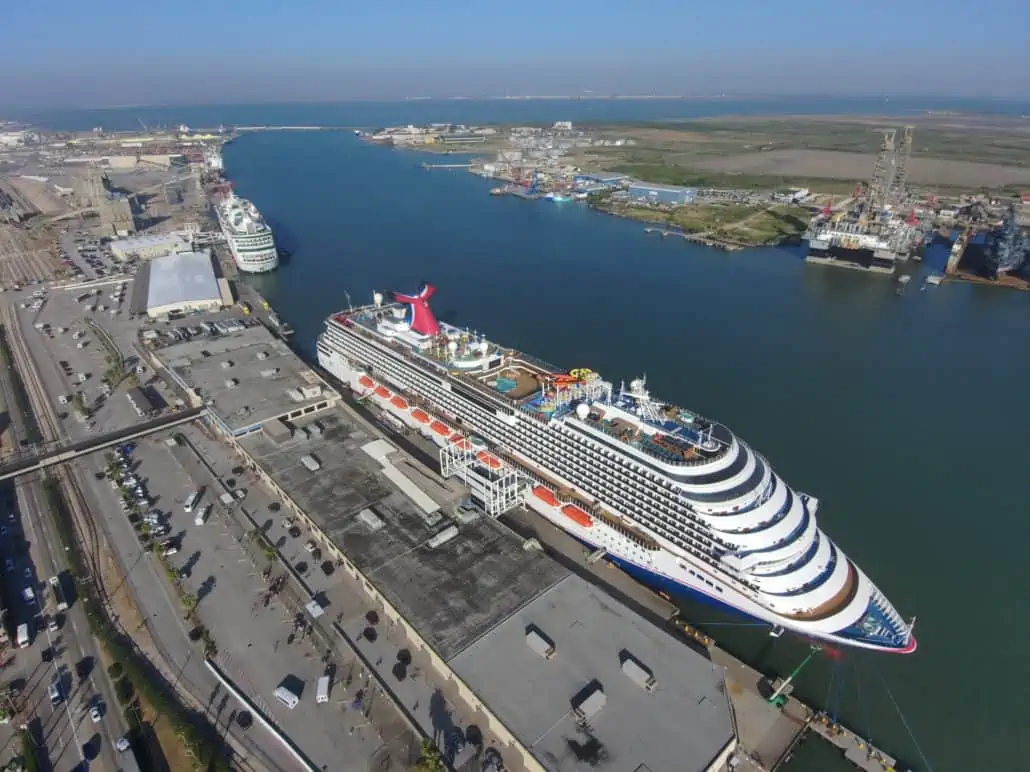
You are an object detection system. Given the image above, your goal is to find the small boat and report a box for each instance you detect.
[561,504,593,528]
[390,395,409,410]
[532,486,559,507]
[430,421,451,436]
[358,375,374,389]
[374,386,391,399]
[410,409,430,424]
[476,451,502,470]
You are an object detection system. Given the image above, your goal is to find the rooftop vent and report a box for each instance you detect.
[572,681,606,720]
[620,651,657,692]
[426,525,459,549]
[525,626,556,660]
[224,378,238,389]
[256,351,269,360]
[356,508,385,532]
[220,360,233,369]
[260,368,280,379]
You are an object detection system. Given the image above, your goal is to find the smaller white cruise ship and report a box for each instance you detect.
[215,193,279,273]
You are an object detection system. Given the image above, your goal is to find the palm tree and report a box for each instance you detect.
[413,740,445,772]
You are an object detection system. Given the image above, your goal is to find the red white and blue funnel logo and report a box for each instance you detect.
[390,282,440,336]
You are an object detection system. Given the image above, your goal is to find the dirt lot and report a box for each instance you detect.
[695,149,1030,188]
[6,177,67,215]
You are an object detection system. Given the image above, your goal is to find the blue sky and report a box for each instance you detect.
[2,0,1028,107]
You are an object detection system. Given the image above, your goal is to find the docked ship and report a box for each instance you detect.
[215,193,279,274]
[317,284,917,654]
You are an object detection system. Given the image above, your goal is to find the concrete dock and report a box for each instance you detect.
[202,281,909,772]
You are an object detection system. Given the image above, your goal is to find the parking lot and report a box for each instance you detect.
[58,230,132,283]
[10,282,167,442]
[91,432,387,771]
[188,423,506,770]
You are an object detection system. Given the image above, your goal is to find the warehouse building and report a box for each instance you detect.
[110,232,191,261]
[133,250,231,319]
[627,183,696,206]
[575,172,631,187]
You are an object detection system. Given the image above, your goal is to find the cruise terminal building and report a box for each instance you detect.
[150,318,738,772]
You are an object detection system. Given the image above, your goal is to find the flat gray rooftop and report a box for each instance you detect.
[448,576,735,772]
[239,409,568,659]
[146,250,220,310]
[157,325,333,433]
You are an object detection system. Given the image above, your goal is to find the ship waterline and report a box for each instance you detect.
[316,283,916,654]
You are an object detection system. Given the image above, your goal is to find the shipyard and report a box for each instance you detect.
[377,116,1030,283]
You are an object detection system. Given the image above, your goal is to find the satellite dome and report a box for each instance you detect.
[575,403,590,420]
[373,292,384,307]
[448,340,459,353]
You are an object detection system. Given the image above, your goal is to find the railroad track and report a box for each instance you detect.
[1,303,110,603]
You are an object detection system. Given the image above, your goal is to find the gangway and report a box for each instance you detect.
[440,436,523,517]
[587,547,607,565]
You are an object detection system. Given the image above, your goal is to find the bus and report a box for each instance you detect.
[183,491,199,513]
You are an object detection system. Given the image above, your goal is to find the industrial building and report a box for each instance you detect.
[231,406,738,772]
[627,183,696,206]
[575,172,630,188]
[133,250,230,318]
[110,232,191,261]
[152,325,338,437]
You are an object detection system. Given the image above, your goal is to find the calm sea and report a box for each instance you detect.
[36,101,1030,772]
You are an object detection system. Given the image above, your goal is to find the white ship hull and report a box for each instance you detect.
[316,335,915,655]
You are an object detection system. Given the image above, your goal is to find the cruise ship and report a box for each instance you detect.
[317,284,917,654]
[215,193,279,273]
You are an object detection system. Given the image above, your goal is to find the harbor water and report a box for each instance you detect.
[219,129,1028,772]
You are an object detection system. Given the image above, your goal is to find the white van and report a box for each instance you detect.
[182,491,199,514]
[274,686,299,710]
[16,623,29,649]
[316,675,330,704]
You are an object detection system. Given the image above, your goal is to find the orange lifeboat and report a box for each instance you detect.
[390,395,409,410]
[430,421,451,437]
[374,386,391,399]
[532,486,559,507]
[449,434,472,450]
[411,409,430,424]
[358,375,374,389]
[476,451,502,470]
[561,504,593,528]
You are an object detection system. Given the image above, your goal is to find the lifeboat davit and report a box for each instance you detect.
[476,451,502,470]
[410,409,430,424]
[374,386,391,399]
[390,395,409,410]
[430,421,451,437]
[532,486,559,507]
[358,375,374,389]
[561,504,593,528]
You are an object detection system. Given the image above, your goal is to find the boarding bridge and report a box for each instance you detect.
[439,438,523,517]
